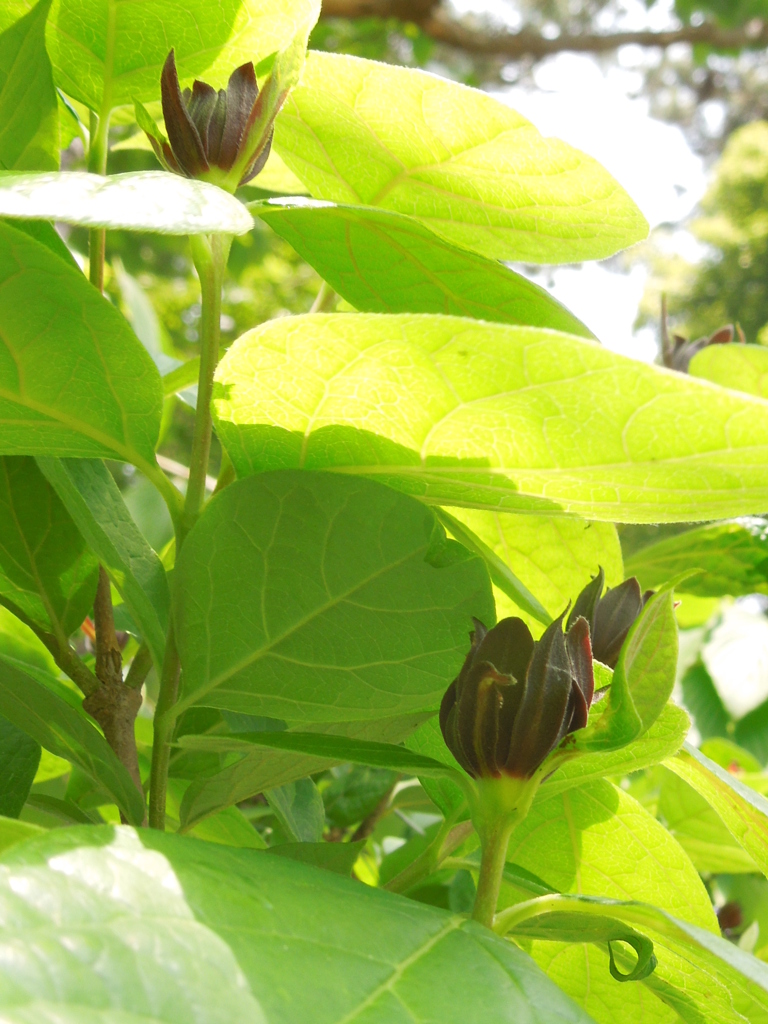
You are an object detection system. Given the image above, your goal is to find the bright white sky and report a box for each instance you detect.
[448,0,708,361]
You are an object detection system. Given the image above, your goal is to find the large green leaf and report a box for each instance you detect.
[443,507,622,635]
[213,313,768,523]
[253,198,593,335]
[658,765,758,873]
[274,52,647,263]
[626,519,768,597]
[0,655,145,825]
[664,742,768,878]
[504,780,736,1024]
[0,457,98,639]
[45,0,321,112]
[0,0,58,171]
[689,343,768,399]
[0,716,39,817]
[0,824,596,1024]
[0,171,254,234]
[179,712,431,830]
[0,221,162,466]
[500,894,768,1023]
[37,458,170,668]
[173,471,493,722]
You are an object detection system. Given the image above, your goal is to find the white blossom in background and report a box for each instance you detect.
[702,601,768,719]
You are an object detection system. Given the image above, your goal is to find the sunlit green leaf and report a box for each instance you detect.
[0,222,163,469]
[45,0,321,112]
[0,716,39,817]
[0,0,58,171]
[689,342,768,399]
[214,312,768,523]
[253,198,594,335]
[275,52,648,262]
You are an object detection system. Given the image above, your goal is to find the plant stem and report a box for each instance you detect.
[87,108,111,293]
[180,233,231,543]
[148,623,180,829]
[310,280,337,313]
[149,231,231,829]
[472,821,515,928]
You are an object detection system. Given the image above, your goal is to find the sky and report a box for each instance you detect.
[449,0,709,361]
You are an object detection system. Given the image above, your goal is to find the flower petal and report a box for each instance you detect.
[161,49,208,177]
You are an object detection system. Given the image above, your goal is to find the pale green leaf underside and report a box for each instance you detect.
[625,518,768,597]
[213,313,768,524]
[274,51,648,263]
[253,198,594,335]
[0,171,254,234]
[0,222,162,466]
[45,0,321,111]
[690,343,768,399]
[173,471,493,722]
[0,825,595,1024]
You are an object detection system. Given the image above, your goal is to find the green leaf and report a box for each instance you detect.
[0,824,597,1024]
[253,198,594,335]
[266,838,364,876]
[173,471,493,722]
[37,458,170,668]
[0,0,59,172]
[541,703,690,798]
[213,313,768,523]
[0,222,163,467]
[0,814,43,856]
[0,171,254,234]
[504,781,748,1024]
[265,777,324,842]
[0,654,145,825]
[177,728,463,779]
[689,342,768,399]
[0,457,98,639]
[579,586,678,750]
[45,0,321,112]
[404,715,467,816]
[664,742,768,879]
[275,52,648,263]
[178,712,431,830]
[658,764,758,874]
[165,780,267,850]
[500,894,768,1020]
[626,519,768,597]
[440,507,622,635]
[0,715,39,817]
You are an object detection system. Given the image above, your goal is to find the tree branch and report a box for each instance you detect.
[321,1,768,58]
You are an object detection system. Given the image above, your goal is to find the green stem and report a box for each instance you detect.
[148,231,231,830]
[87,108,111,293]
[148,624,180,829]
[472,820,515,928]
[180,233,231,543]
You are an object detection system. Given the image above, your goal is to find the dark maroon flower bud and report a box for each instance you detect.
[663,322,744,373]
[136,50,279,192]
[567,567,650,669]
[439,614,595,780]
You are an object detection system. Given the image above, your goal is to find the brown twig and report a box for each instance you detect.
[82,567,146,823]
[321,1,768,60]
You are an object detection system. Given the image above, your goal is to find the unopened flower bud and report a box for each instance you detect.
[567,567,650,669]
[136,50,278,192]
[439,614,595,780]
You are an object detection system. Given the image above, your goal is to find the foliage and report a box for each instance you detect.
[0,1,768,1020]
[642,120,768,344]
